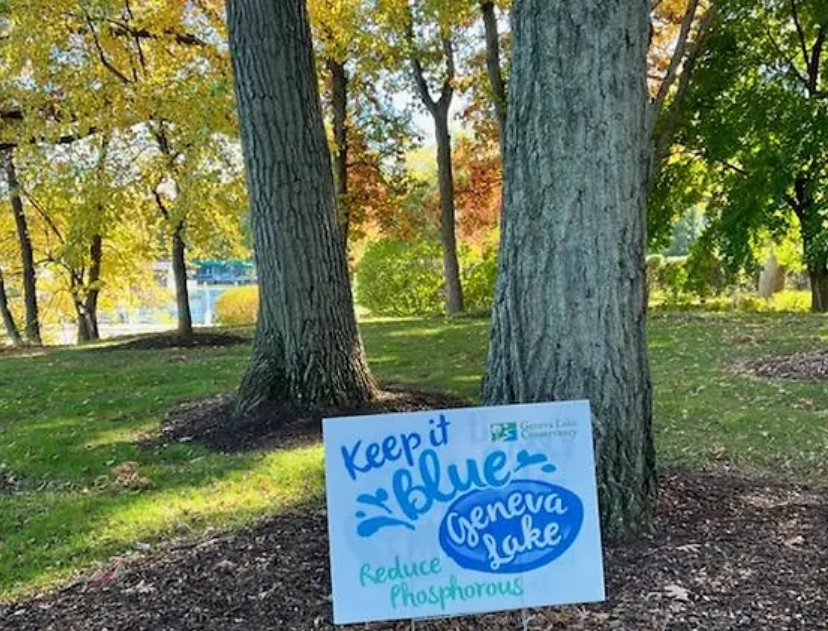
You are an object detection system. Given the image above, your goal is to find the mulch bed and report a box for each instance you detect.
[2,468,826,631]
[104,332,250,352]
[156,387,471,453]
[734,350,828,381]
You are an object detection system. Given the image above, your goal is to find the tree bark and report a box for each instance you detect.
[482,0,656,539]
[75,233,103,342]
[0,267,23,346]
[171,223,193,338]
[808,267,828,313]
[3,149,41,345]
[227,0,376,417]
[434,106,464,315]
[328,58,351,252]
[480,0,507,158]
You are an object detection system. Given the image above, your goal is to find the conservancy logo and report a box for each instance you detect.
[489,422,517,443]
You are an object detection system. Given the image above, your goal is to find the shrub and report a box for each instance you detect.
[215,285,259,325]
[356,239,445,316]
[355,238,499,317]
[461,245,498,312]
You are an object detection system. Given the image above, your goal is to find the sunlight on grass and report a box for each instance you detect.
[2,313,828,601]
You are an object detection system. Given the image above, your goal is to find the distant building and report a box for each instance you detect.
[193,260,257,285]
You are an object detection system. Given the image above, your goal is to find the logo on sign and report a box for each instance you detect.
[438,480,583,573]
[489,422,517,443]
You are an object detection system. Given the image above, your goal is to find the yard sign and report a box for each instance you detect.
[323,400,605,625]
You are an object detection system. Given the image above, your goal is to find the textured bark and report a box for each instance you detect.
[0,267,23,346]
[328,58,350,252]
[171,224,193,338]
[809,268,828,313]
[227,0,376,416]
[482,0,656,539]
[4,150,41,345]
[481,0,507,158]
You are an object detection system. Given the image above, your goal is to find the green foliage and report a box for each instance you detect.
[662,0,828,288]
[648,255,690,304]
[355,238,497,316]
[356,239,445,316]
[459,244,498,312]
[215,286,260,326]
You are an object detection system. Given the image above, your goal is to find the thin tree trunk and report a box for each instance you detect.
[328,57,350,252]
[227,0,376,417]
[481,0,507,158]
[3,149,41,345]
[171,223,193,338]
[482,0,656,539]
[434,106,464,315]
[71,271,94,343]
[84,234,103,340]
[0,267,23,346]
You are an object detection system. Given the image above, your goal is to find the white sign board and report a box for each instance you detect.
[323,400,605,625]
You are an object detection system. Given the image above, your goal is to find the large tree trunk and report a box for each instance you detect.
[808,267,828,313]
[0,267,23,346]
[227,0,376,417]
[328,58,350,252]
[480,0,507,158]
[3,150,41,345]
[171,223,193,338]
[434,106,464,315]
[482,0,656,540]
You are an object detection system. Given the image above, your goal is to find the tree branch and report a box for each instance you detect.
[83,9,132,85]
[654,0,701,112]
[765,26,811,90]
[404,16,437,113]
[437,34,455,109]
[790,0,812,77]
[810,26,826,95]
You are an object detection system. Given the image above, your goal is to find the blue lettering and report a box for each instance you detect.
[341,441,368,480]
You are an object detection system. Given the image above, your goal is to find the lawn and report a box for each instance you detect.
[1,312,827,601]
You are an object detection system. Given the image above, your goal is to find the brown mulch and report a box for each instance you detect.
[734,350,828,381]
[156,387,471,453]
[104,332,250,352]
[1,469,826,630]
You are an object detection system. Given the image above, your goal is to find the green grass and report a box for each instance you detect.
[1,312,827,600]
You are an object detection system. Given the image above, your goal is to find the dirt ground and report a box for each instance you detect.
[2,390,827,631]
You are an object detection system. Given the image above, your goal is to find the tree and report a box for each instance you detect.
[482,0,656,538]
[370,0,472,314]
[227,0,377,415]
[670,0,828,311]
[2,148,41,345]
[3,0,241,339]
